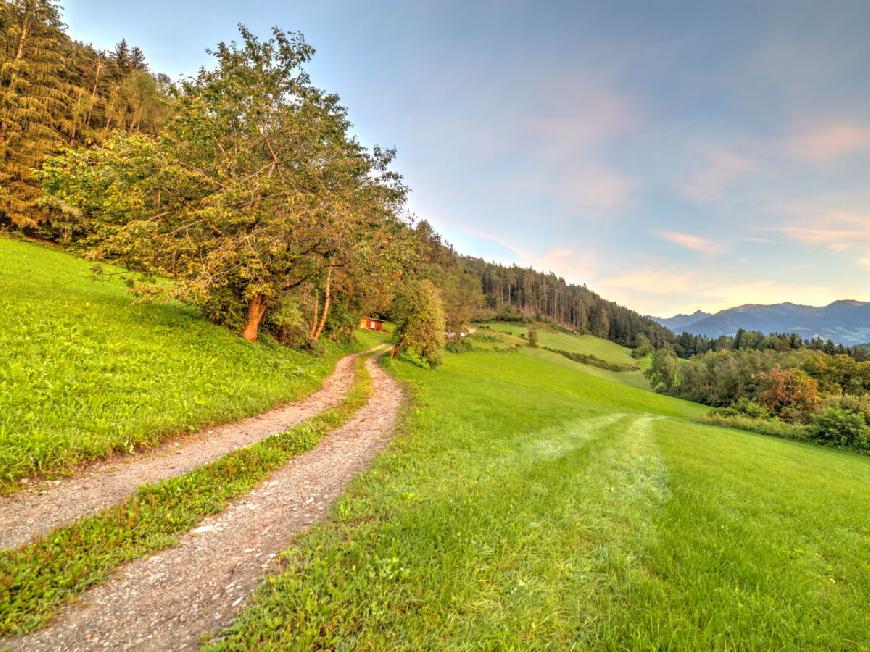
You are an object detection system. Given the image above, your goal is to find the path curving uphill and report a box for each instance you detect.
[0,352,362,550]
[6,354,403,652]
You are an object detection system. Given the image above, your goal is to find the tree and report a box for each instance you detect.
[755,366,820,422]
[646,348,678,392]
[0,0,66,226]
[632,333,652,359]
[438,267,483,348]
[392,279,445,367]
[43,26,411,342]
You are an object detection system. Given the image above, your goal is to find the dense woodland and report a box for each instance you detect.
[646,342,870,451]
[412,221,672,348]
[672,328,869,361]
[0,1,170,230]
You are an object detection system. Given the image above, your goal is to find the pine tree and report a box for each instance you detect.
[0,0,67,227]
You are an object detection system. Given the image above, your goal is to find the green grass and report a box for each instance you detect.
[209,349,870,650]
[0,355,374,636]
[0,237,363,489]
[479,321,636,365]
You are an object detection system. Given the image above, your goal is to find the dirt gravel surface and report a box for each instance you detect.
[0,353,361,550]
[6,354,403,652]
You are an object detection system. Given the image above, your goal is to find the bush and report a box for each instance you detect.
[698,412,808,441]
[810,408,869,451]
[527,326,539,348]
[732,397,771,419]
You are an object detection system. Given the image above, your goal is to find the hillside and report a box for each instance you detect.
[0,237,362,488]
[654,300,870,345]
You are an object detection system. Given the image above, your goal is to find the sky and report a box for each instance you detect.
[60,0,870,316]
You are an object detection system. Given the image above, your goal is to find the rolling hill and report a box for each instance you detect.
[654,300,870,345]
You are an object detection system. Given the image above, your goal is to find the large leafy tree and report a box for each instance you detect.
[43,26,412,342]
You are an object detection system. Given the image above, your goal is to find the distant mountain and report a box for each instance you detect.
[655,310,711,332]
[652,300,870,346]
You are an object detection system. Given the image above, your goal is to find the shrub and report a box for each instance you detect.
[527,326,539,348]
[698,412,808,441]
[732,397,771,419]
[756,367,821,423]
[810,408,869,451]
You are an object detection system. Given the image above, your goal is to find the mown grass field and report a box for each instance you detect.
[213,348,870,650]
[0,237,363,489]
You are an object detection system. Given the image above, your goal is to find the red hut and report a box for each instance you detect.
[360,317,385,331]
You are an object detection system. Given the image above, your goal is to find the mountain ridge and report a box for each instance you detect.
[653,300,870,346]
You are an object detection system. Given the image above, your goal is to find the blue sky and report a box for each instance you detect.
[60,0,870,316]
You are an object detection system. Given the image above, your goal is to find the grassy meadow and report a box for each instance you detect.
[479,321,637,365]
[212,347,870,650]
[0,237,365,489]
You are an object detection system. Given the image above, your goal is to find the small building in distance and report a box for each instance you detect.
[360,317,385,331]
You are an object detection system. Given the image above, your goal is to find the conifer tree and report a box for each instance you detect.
[0,0,66,226]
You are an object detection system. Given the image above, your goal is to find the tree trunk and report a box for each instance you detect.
[242,295,266,342]
[309,293,320,339]
[312,267,332,340]
[83,58,103,131]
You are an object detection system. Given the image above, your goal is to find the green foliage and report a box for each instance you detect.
[392,279,445,367]
[42,25,413,341]
[645,347,678,391]
[631,332,653,358]
[697,413,808,442]
[0,357,373,635]
[811,408,869,452]
[0,237,359,489]
[208,349,869,650]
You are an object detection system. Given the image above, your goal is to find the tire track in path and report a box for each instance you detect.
[0,352,361,550]
[6,354,403,651]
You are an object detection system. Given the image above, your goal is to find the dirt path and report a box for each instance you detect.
[6,355,403,652]
[0,352,362,550]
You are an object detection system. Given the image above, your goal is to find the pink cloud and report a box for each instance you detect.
[787,123,870,162]
[770,211,870,250]
[655,230,723,254]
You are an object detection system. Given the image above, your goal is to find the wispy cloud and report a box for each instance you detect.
[768,212,870,266]
[787,122,870,162]
[678,145,756,203]
[516,81,639,217]
[655,230,723,254]
[464,227,599,282]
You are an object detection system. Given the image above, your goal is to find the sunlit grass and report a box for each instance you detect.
[0,237,358,488]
